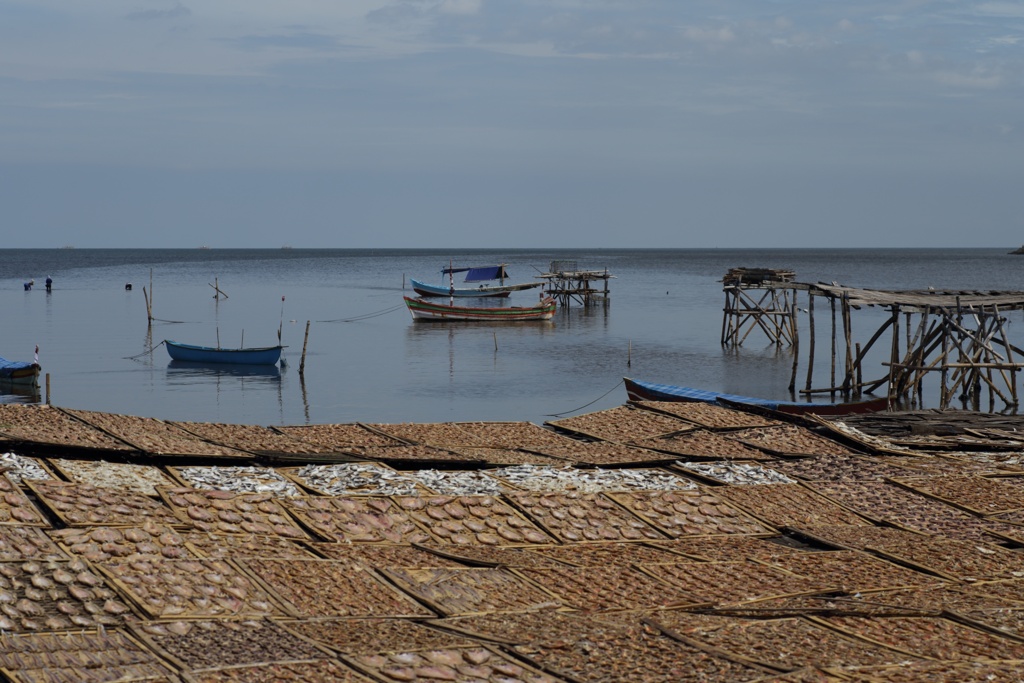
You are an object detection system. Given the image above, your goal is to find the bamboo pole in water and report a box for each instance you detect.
[299,320,311,376]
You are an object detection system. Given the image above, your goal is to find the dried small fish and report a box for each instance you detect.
[409,470,507,496]
[0,452,51,484]
[676,460,796,485]
[174,466,303,497]
[492,464,696,493]
[292,463,421,496]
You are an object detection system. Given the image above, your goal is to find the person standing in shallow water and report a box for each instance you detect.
[45,276,52,292]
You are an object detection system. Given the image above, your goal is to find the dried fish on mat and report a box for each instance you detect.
[506,491,664,543]
[50,523,193,562]
[312,542,464,568]
[454,420,581,450]
[95,557,283,619]
[438,611,773,683]
[60,408,250,458]
[675,460,796,485]
[406,469,509,496]
[240,557,434,618]
[392,494,554,546]
[0,558,135,631]
[281,617,474,655]
[173,420,338,456]
[26,479,181,527]
[0,525,64,562]
[0,404,135,453]
[787,524,928,553]
[889,474,1024,516]
[547,405,694,442]
[286,462,422,496]
[160,487,309,539]
[515,564,701,611]
[729,425,857,457]
[132,618,327,672]
[608,490,773,537]
[188,659,370,683]
[526,541,690,568]
[631,400,783,430]
[849,661,1024,683]
[810,480,1024,543]
[648,613,924,670]
[0,629,176,682]
[631,430,772,461]
[0,472,48,526]
[420,544,565,569]
[345,644,564,683]
[864,535,1024,582]
[648,535,810,562]
[184,531,316,560]
[442,446,570,466]
[364,421,489,447]
[491,464,696,493]
[758,549,945,593]
[640,559,838,606]
[283,496,434,544]
[527,440,677,467]
[0,451,53,484]
[52,458,176,496]
[381,566,564,616]
[274,422,408,450]
[809,615,1024,661]
[170,465,303,497]
[717,483,871,529]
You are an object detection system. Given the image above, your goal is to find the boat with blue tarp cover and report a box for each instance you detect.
[623,377,888,416]
[411,264,543,298]
[0,356,40,385]
[164,340,284,366]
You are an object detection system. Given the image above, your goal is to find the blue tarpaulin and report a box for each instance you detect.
[441,265,509,282]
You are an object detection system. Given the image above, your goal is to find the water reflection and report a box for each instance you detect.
[0,383,41,405]
[165,360,281,382]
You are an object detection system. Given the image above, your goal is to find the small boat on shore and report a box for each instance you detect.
[403,296,557,322]
[624,377,888,416]
[165,340,284,366]
[411,264,542,298]
[0,356,41,385]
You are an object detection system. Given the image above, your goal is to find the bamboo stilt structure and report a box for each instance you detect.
[719,271,1024,411]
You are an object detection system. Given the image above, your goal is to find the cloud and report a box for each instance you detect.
[126,2,191,21]
[228,32,342,52]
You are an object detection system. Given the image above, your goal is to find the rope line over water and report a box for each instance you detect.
[124,340,166,361]
[318,304,405,323]
[546,379,624,418]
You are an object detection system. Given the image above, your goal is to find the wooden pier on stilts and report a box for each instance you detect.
[720,267,1024,411]
[539,260,614,307]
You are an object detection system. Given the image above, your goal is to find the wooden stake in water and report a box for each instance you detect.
[45,373,50,405]
[493,332,498,351]
[300,320,310,375]
[628,340,632,367]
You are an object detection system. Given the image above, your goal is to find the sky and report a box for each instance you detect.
[1,0,1022,248]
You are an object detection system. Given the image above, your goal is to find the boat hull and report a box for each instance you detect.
[409,278,541,298]
[0,361,40,386]
[165,341,283,365]
[623,378,888,416]
[404,296,556,321]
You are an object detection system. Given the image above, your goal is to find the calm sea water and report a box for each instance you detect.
[1,248,1021,426]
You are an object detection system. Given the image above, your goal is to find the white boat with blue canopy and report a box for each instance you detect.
[411,264,543,298]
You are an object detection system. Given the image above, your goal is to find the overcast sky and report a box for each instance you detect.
[1,1,1022,248]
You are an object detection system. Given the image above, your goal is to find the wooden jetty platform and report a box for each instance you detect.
[721,268,1024,411]
[538,260,614,307]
